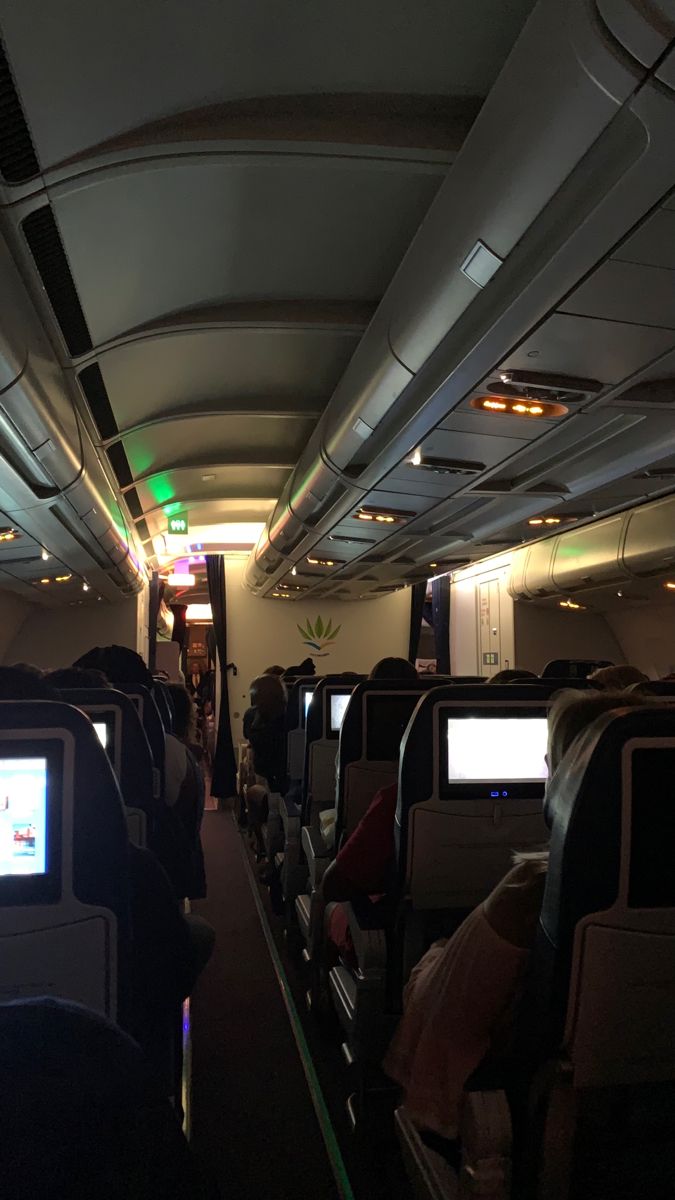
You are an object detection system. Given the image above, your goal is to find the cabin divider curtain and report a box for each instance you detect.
[206,555,237,799]
[408,581,427,664]
[432,575,451,675]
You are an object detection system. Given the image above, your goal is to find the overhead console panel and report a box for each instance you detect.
[246,0,675,599]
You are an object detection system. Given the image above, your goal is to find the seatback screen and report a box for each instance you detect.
[329,692,351,735]
[366,694,420,761]
[0,757,48,876]
[303,690,313,721]
[446,717,548,783]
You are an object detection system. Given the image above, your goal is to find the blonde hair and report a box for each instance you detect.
[587,664,648,691]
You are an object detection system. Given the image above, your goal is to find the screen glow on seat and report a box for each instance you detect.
[0,757,48,875]
[330,692,351,734]
[446,718,548,782]
[93,722,108,749]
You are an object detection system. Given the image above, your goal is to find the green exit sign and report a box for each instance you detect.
[167,511,189,535]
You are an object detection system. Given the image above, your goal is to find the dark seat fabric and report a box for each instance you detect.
[0,997,208,1200]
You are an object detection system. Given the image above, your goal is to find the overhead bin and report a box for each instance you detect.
[622,495,675,576]
[506,491,675,600]
[246,0,675,595]
[0,226,146,595]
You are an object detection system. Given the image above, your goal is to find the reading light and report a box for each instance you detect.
[410,448,422,466]
[40,578,50,584]
[55,574,72,583]
[307,557,339,567]
[544,517,561,525]
[168,572,196,587]
[41,548,50,560]
[271,591,291,600]
[355,506,414,525]
[664,582,675,591]
[82,583,90,592]
[559,599,585,610]
[472,395,567,419]
[528,518,544,527]
[429,562,438,568]
[0,529,17,542]
[291,567,297,576]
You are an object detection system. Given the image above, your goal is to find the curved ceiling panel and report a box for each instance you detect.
[52,158,447,344]
[96,325,362,429]
[1,0,535,166]
[134,465,291,518]
[121,414,313,478]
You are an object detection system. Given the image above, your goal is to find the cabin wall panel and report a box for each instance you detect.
[513,603,625,674]
[604,603,675,678]
[450,561,514,676]
[5,596,144,669]
[224,559,409,743]
[0,593,36,664]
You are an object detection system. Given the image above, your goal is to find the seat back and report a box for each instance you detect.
[397,685,555,911]
[517,706,675,1078]
[541,658,612,679]
[0,701,130,1021]
[285,676,322,783]
[628,679,675,698]
[117,684,165,800]
[302,675,364,823]
[58,689,155,847]
[152,680,175,733]
[512,707,675,1197]
[336,679,448,844]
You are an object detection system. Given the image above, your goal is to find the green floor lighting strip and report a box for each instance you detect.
[236,824,356,1200]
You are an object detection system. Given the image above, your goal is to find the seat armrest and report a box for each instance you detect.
[301,824,332,886]
[343,900,387,975]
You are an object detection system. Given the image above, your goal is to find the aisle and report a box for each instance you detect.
[190,810,343,1200]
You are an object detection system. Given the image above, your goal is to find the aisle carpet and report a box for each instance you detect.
[190,810,341,1200]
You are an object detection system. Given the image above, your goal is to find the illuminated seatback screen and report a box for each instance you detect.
[0,757,48,876]
[446,717,548,783]
[93,722,108,749]
[304,692,312,718]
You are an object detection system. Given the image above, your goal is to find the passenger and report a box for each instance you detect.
[369,656,419,681]
[167,683,207,899]
[45,666,112,689]
[283,656,316,678]
[0,997,211,1200]
[74,644,154,688]
[489,668,538,684]
[383,689,649,1141]
[588,663,649,689]
[264,664,286,676]
[245,673,288,857]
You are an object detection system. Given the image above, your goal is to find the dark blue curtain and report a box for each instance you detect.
[432,575,451,675]
[408,581,427,664]
[205,555,237,799]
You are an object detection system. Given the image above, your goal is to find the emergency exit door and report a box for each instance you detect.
[478,578,502,672]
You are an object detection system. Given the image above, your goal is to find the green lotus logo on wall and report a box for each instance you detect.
[297,615,341,657]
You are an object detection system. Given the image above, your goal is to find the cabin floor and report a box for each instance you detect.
[190,806,412,1200]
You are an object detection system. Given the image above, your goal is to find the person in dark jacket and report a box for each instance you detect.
[244,673,288,856]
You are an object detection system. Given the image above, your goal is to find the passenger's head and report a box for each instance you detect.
[369,657,418,681]
[0,667,58,701]
[546,688,648,775]
[45,667,111,690]
[74,646,153,690]
[489,669,538,685]
[167,683,196,742]
[263,665,285,676]
[587,664,648,691]
[250,672,286,719]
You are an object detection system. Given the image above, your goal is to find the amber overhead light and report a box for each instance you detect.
[307,556,343,568]
[55,574,72,583]
[0,528,17,543]
[527,514,581,528]
[471,395,567,419]
[559,598,585,610]
[664,582,675,591]
[354,506,415,525]
[271,591,292,600]
[39,577,51,585]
